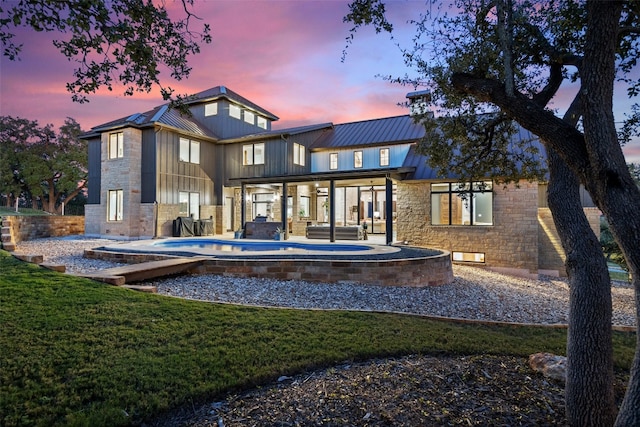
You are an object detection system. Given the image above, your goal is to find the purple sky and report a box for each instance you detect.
[1,0,638,162]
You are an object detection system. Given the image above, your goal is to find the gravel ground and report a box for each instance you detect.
[13,236,637,327]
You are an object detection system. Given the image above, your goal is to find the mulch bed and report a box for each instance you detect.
[148,354,616,427]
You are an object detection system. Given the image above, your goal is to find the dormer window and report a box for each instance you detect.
[244,110,255,125]
[229,104,241,119]
[204,102,218,116]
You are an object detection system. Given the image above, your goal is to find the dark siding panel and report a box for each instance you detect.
[141,129,156,203]
[87,138,102,204]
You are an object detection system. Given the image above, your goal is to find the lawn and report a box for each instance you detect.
[0,250,635,427]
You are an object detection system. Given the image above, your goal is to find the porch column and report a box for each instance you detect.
[329,179,336,242]
[240,184,246,233]
[385,176,393,245]
[281,182,288,240]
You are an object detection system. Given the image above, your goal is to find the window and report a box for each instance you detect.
[299,196,310,218]
[379,148,389,166]
[431,181,493,226]
[179,191,200,220]
[179,138,200,164]
[107,189,123,221]
[204,102,218,116]
[354,151,363,168]
[330,153,338,170]
[229,104,241,119]
[243,143,265,165]
[244,110,255,124]
[109,132,124,159]
[293,143,305,166]
[452,252,486,263]
[257,116,267,129]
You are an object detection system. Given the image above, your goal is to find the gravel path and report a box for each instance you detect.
[14,236,637,327]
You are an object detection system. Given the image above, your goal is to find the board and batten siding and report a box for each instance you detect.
[154,129,214,206]
[190,99,272,140]
[311,143,412,173]
[86,137,102,204]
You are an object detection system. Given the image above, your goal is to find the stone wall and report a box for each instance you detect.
[1,215,85,249]
[538,207,601,276]
[396,181,540,277]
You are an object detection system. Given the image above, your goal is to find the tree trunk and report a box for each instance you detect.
[579,4,640,423]
[547,147,616,426]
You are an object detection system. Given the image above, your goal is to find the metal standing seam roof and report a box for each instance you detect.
[218,123,333,144]
[309,115,426,150]
[83,105,219,140]
[187,85,279,121]
[402,123,547,181]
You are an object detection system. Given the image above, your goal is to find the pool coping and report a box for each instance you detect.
[84,238,455,287]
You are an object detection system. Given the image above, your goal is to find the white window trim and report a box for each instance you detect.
[229,104,241,119]
[379,148,389,166]
[354,150,363,168]
[179,137,200,164]
[330,153,338,170]
[107,189,123,221]
[243,143,265,165]
[293,143,305,166]
[204,102,218,116]
[109,132,124,159]
[244,110,255,125]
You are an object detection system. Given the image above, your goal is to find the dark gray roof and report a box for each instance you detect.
[82,105,219,140]
[218,123,333,144]
[188,86,279,121]
[402,123,547,181]
[309,115,425,150]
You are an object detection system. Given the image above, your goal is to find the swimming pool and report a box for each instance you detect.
[151,238,373,253]
[87,237,454,286]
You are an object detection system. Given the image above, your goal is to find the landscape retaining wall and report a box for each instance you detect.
[1,215,85,250]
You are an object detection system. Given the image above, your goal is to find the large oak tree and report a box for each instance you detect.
[345,1,640,425]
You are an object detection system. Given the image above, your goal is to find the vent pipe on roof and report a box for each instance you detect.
[406,90,433,119]
[220,86,227,94]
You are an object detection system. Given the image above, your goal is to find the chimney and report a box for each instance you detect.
[406,90,432,118]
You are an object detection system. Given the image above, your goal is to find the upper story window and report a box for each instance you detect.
[431,181,493,226]
[257,116,267,129]
[204,102,218,116]
[179,137,200,164]
[293,143,305,166]
[379,148,390,166]
[354,150,363,168]
[108,132,124,159]
[244,110,255,125]
[330,153,338,170]
[243,142,265,165]
[229,104,241,119]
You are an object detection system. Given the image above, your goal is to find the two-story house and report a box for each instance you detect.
[82,85,600,278]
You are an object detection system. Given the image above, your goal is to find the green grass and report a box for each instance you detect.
[0,207,50,216]
[0,251,636,427]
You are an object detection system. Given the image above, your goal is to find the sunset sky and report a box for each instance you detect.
[1,0,638,162]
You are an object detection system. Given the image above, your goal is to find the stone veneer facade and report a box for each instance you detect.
[395,181,600,278]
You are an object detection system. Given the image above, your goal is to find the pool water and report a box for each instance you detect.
[152,238,373,253]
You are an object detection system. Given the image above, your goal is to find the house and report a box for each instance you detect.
[81,85,599,278]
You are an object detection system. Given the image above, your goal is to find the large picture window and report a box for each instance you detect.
[107,189,123,221]
[243,143,265,165]
[431,181,493,226]
[109,132,124,159]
